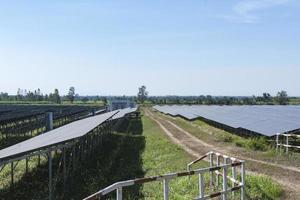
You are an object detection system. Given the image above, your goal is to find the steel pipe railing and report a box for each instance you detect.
[84,151,245,200]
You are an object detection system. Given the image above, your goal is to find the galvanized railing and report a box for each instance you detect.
[187,151,245,200]
[83,151,245,200]
[276,133,300,155]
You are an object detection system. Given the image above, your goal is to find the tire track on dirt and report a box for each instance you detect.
[145,109,300,200]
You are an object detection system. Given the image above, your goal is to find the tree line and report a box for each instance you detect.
[0,85,295,106]
[0,87,77,104]
[147,91,290,105]
[135,86,292,106]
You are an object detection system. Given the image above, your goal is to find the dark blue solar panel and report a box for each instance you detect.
[154,105,300,136]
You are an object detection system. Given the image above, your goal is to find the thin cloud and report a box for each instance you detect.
[223,0,292,23]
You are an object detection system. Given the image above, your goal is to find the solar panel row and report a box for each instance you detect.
[112,107,138,120]
[153,105,300,137]
[0,107,138,161]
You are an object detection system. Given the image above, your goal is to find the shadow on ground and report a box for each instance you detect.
[0,117,145,200]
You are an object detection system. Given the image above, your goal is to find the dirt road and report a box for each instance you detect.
[145,108,300,200]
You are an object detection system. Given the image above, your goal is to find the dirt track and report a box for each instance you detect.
[145,108,300,200]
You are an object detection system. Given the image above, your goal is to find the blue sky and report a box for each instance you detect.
[0,0,299,96]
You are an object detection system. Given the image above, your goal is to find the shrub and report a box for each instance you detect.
[234,138,245,147]
[220,134,234,143]
[246,137,269,151]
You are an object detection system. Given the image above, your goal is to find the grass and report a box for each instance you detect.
[140,114,207,199]
[0,110,284,199]
[218,131,269,151]
[289,98,300,105]
[164,114,275,154]
[192,119,270,151]
[246,175,283,200]
[162,113,300,165]
[140,111,283,199]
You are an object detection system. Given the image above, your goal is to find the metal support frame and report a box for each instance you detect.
[199,172,205,198]
[117,187,122,200]
[163,179,170,200]
[63,148,66,191]
[209,153,213,192]
[276,132,300,155]
[83,151,245,200]
[0,118,113,200]
[222,157,228,200]
[11,162,14,189]
[48,151,53,200]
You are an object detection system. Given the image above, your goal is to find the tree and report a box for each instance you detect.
[242,96,256,105]
[49,89,61,104]
[53,89,61,104]
[81,97,89,103]
[262,93,272,102]
[102,97,108,105]
[16,88,23,101]
[276,91,289,105]
[205,95,215,105]
[0,92,9,101]
[137,86,148,103]
[67,87,76,103]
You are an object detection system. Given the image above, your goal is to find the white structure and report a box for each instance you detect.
[276,133,300,155]
[84,151,245,200]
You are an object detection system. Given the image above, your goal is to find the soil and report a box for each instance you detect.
[145,108,300,200]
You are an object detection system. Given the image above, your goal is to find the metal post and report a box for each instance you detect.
[38,155,41,166]
[286,135,289,155]
[72,146,76,170]
[276,133,279,153]
[163,179,169,200]
[79,141,83,161]
[241,162,245,200]
[63,148,66,192]
[216,155,220,187]
[222,158,227,200]
[232,164,237,197]
[209,153,213,191]
[199,172,205,198]
[25,158,29,174]
[117,187,122,200]
[11,162,14,189]
[48,152,53,200]
[46,112,53,132]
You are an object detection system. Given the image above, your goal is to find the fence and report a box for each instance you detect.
[84,151,245,200]
[276,133,300,155]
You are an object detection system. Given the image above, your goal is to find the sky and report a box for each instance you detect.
[0,0,299,96]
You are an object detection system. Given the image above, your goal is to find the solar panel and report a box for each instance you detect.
[112,107,138,120]
[153,105,300,137]
[0,110,118,161]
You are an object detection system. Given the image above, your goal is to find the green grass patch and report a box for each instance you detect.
[140,114,208,199]
[218,132,269,151]
[246,174,283,200]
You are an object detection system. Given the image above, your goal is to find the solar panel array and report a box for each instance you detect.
[112,107,138,120]
[0,105,103,123]
[0,107,138,161]
[153,105,300,137]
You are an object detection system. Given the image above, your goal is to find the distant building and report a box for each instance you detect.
[108,99,135,111]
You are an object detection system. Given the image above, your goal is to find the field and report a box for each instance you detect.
[289,98,300,105]
[0,107,284,199]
